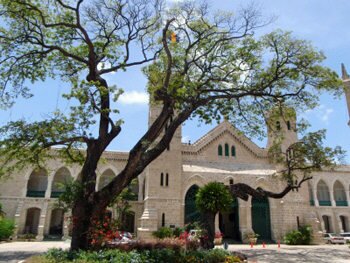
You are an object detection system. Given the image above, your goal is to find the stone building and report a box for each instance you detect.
[0,68,350,243]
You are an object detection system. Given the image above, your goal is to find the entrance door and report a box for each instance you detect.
[184,185,201,224]
[219,198,240,241]
[251,196,271,241]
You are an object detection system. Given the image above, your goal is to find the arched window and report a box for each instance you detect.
[98,169,115,191]
[51,167,73,198]
[231,146,236,157]
[287,121,291,130]
[334,181,347,206]
[27,169,48,198]
[218,145,223,156]
[308,183,314,206]
[317,180,331,206]
[160,173,164,186]
[322,215,332,233]
[276,121,281,131]
[24,208,41,235]
[162,213,165,227]
[229,179,234,185]
[166,173,169,186]
[224,143,229,156]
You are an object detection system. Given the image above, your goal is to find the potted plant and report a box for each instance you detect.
[214,231,223,245]
[244,231,259,244]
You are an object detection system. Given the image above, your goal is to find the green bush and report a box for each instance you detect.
[0,218,15,240]
[284,225,312,245]
[152,227,173,239]
[33,247,245,263]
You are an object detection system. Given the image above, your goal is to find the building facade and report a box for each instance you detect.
[1,69,350,243]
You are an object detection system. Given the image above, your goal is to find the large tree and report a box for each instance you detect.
[0,0,344,250]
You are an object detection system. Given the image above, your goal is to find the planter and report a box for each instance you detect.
[248,237,257,244]
[214,237,222,245]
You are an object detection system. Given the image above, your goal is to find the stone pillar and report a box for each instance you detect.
[346,190,350,205]
[63,211,71,240]
[304,212,323,244]
[313,186,319,207]
[45,171,55,199]
[137,208,158,241]
[215,213,220,233]
[13,200,25,239]
[336,215,343,233]
[37,201,49,240]
[239,198,252,242]
[330,184,336,207]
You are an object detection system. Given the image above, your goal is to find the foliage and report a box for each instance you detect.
[31,247,245,263]
[0,218,15,240]
[88,212,121,248]
[0,203,5,218]
[243,231,259,240]
[17,233,37,240]
[152,227,174,239]
[195,182,233,214]
[0,0,345,251]
[284,225,312,245]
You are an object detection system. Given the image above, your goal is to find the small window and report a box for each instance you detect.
[229,179,234,185]
[276,121,281,131]
[162,213,165,227]
[218,145,223,156]
[287,121,291,130]
[231,146,236,157]
[166,173,169,186]
[224,143,229,156]
[160,173,164,186]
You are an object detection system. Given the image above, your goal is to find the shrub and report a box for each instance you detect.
[32,248,246,263]
[0,218,15,240]
[284,225,312,245]
[173,227,183,237]
[152,227,173,239]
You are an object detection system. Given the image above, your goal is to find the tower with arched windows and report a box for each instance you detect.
[138,102,184,239]
[266,106,298,152]
[341,63,350,126]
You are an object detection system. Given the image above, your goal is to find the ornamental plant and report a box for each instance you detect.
[88,212,121,248]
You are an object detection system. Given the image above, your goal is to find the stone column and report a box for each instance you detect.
[137,208,158,241]
[45,171,55,199]
[346,190,350,205]
[215,213,220,233]
[63,211,71,240]
[313,186,319,207]
[330,184,336,207]
[238,197,252,242]
[37,201,49,240]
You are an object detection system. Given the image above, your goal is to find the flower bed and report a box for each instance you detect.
[27,247,247,263]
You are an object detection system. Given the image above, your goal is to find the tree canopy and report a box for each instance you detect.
[0,0,345,250]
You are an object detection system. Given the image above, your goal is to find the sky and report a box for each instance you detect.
[1,0,349,163]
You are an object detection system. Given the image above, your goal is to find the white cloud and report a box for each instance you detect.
[182,135,190,144]
[301,104,334,125]
[119,91,149,105]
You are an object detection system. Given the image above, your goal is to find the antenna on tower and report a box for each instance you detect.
[341,63,349,79]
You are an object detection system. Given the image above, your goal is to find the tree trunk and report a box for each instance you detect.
[70,198,94,251]
[201,212,215,249]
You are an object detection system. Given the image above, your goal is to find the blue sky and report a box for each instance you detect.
[1,0,349,163]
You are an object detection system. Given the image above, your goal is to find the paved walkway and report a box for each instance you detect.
[0,241,349,262]
[227,244,350,263]
[0,241,70,263]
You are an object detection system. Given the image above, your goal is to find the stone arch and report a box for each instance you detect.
[51,167,73,198]
[322,214,333,233]
[339,215,350,232]
[317,180,331,206]
[49,208,64,236]
[333,180,347,206]
[183,174,205,200]
[98,168,116,191]
[184,184,201,224]
[308,182,314,206]
[24,207,41,235]
[26,168,48,197]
